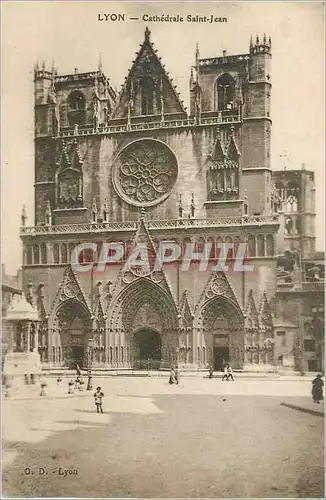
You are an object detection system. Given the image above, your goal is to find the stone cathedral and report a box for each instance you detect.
[15,29,323,373]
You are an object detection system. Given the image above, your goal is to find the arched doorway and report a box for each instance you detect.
[202,296,244,371]
[56,300,91,368]
[109,278,179,369]
[133,328,162,370]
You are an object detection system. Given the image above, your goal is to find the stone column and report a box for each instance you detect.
[26,322,31,352]
[104,326,109,364]
[34,322,39,353]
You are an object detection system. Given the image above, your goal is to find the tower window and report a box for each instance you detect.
[215,74,235,111]
[67,91,86,126]
[68,91,85,111]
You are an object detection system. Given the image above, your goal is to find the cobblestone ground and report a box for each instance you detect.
[3,378,324,498]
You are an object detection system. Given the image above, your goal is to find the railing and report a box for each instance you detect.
[301,281,324,292]
[277,281,324,292]
[199,54,250,66]
[52,114,241,139]
[20,214,279,237]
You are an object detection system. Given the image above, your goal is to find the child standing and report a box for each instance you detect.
[94,386,104,413]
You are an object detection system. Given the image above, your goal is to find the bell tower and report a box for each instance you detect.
[242,35,273,216]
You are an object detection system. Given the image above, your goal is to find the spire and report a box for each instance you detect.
[195,41,200,82]
[145,26,151,42]
[98,52,103,72]
[268,36,272,48]
[249,35,253,52]
[45,200,52,226]
[160,73,164,123]
[92,198,98,223]
[34,62,39,73]
[255,34,259,45]
[190,66,194,87]
[263,33,267,45]
[21,205,27,226]
[42,61,45,71]
[190,193,195,218]
[103,198,109,222]
[127,100,131,130]
[178,194,183,218]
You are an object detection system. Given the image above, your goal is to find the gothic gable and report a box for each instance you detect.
[245,289,259,331]
[179,290,193,330]
[258,293,273,332]
[108,214,178,331]
[111,27,186,119]
[111,213,177,306]
[208,129,240,170]
[56,139,83,209]
[207,128,240,201]
[92,281,106,328]
[49,265,91,317]
[194,270,242,315]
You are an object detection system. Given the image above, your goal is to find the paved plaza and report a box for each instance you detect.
[3,377,324,498]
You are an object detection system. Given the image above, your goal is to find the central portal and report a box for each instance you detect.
[133,329,162,370]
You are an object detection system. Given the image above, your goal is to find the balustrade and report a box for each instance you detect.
[21,214,279,237]
[39,114,242,140]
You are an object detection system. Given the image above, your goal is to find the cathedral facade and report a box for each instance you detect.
[18,29,323,373]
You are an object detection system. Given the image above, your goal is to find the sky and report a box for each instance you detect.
[2,1,325,274]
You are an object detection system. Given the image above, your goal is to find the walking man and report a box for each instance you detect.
[227,364,234,381]
[94,386,104,413]
[222,364,229,381]
[175,368,180,385]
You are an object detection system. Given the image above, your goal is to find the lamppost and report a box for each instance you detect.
[86,337,94,390]
[312,305,324,373]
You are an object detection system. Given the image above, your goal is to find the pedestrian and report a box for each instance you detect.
[169,367,176,385]
[227,365,234,381]
[75,377,81,390]
[208,365,214,379]
[175,368,180,385]
[222,364,229,381]
[312,373,324,404]
[94,386,104,413]
[76,363,81,377]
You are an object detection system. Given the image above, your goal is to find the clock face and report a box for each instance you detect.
[112,139,178,207]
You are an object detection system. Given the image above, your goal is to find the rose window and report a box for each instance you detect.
[112,139,178,207]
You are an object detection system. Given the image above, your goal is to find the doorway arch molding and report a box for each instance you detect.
[108,277,179,332]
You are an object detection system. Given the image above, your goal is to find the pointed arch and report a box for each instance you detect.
[61,243,68,264]
[109,277,178,332]
[53,244,60,264]
[33,244,40,265]
[40,243,47,264]
[53,298,91,367]
[67,90,86,126]
[215,73,235,111]
[26,245,33,265]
